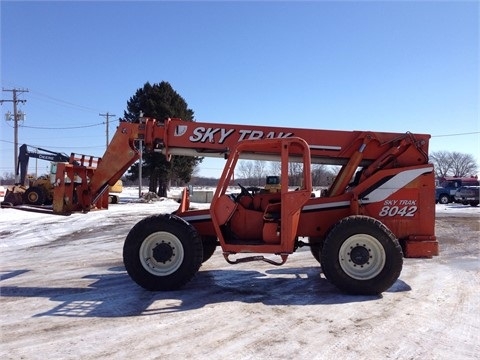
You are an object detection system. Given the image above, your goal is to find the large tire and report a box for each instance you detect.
[201,236,218,263]
[123,214,203,291]
[23,186,46,205]
[308,236,323,264]
[320,215,403,295]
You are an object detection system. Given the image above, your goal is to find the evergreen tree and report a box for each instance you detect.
[123,81,202,196]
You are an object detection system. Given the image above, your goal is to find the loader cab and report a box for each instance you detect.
[264,175,281,193]
[49,162,58,185]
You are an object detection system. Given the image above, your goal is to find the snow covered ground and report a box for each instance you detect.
[0,187,479,359]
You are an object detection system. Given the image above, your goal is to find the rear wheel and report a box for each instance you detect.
[123,214,203,291]
[320,216,403,295]
[23,186,46,205]
[201,236,218,263]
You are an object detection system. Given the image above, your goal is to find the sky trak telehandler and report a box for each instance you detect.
[47,116,437,295]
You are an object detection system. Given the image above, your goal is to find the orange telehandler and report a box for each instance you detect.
[50,116,438,295]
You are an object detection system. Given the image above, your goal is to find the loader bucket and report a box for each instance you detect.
[2,187,25,206]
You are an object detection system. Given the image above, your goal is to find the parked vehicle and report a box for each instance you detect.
[454,186,479,207]
[435,176,479,204]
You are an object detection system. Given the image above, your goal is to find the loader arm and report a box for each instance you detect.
[17,144,30,186]
[16,144,71,186]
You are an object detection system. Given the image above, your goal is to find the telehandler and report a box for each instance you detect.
[49,116,438,295]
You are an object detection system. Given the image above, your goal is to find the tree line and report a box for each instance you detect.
[233,160,335,187]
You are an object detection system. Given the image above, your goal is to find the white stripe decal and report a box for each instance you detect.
[361,167,432,204]
[309,145,342,151]
[302,201,350,211]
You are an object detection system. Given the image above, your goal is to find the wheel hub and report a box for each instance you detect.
[152,242,174,263]
[349,245,370,266]
[338,234,386,280]
[140,231,185,276]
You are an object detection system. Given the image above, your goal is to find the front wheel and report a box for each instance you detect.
[23,186,46,205]
[123,214,203,291]
[438,194,450,204]
[320,216,403,295]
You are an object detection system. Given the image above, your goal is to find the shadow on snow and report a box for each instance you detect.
[0,266,411,318]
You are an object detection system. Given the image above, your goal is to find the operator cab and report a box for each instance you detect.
[264,175,281,193]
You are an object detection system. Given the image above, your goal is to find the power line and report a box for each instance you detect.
[28,89,103,113]
[0,139,105,150]
[432,131,480,138]
[20,122,104,130]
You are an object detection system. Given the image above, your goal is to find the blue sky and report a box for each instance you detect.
[1,0,479,179]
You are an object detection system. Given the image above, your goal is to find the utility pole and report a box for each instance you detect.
[99,112,116,149]
[1,88,29,181]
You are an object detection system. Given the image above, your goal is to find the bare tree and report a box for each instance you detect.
[237,160,254,181]
[0,172,15,185]
[312,164,333,186]
[269,161,281,176]
[450,152,477,177]
[430,151,453,178]
[253,160,267,185]
[288,162,303,186]
[430,151,477,177]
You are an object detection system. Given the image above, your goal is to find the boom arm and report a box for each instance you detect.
[53,116,431,214]
[141,118,430,166]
